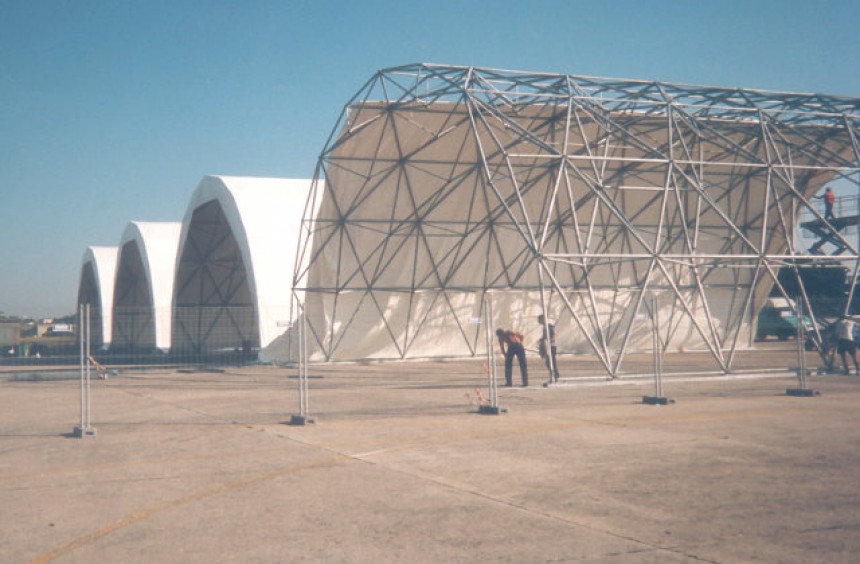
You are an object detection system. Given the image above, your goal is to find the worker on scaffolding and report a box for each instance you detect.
[814,187,836,221]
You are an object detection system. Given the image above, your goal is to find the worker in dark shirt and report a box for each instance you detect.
[496,328,528,387]
[537,314,559,382]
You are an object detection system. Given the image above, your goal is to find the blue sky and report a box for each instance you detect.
[2,0,859,318]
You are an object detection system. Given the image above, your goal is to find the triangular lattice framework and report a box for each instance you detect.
[294,64,860,376]
[172,200,259,354]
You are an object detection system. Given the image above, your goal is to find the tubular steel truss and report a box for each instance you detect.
[294,63,860,376]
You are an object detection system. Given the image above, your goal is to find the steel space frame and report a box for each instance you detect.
[294,63,860,377]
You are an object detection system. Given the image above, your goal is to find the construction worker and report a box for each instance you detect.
[496,328,528,387]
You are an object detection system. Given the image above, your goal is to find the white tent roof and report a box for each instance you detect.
[78,246,118,347]
[113,221,181,351]
[173,176,313,352]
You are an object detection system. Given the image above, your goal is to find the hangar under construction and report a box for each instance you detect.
[292,63,860,376]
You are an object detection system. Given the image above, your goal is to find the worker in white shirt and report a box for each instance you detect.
[834,315,860,375]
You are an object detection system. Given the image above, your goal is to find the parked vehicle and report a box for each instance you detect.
[755,297,815,341]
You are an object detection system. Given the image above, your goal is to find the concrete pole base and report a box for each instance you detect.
[287,415,315,426]
[642,396,674,405]
[786,388,819,397]
[478,405,507,415]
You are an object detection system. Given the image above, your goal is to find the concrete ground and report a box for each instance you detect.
[1,352,859,563]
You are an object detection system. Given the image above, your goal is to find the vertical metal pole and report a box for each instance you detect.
[797,299,807,389]
[652,295,663,398]
[86,304,92,429]
[298,301,305,417]
[301,306,309,416]
[287,295,312,425]
[485,296,498,408]
[79,304,85,429]
[536,262,557,383]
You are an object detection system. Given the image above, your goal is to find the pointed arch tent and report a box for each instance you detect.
[294,63,860,376]
[171,176,313,355]
[77,246,118,350]
[111,221,181,352]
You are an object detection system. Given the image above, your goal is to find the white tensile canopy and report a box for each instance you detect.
[172,175,313,354]
[112,221,182,352]
[77,246,118,349]
[292,64,860,376]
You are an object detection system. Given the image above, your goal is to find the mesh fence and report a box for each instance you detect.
[1,294,852,381]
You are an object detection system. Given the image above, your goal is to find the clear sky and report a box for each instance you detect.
[2,0,859,318]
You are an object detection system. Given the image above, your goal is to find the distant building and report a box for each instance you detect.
[0,322,20,348]
[45,323,75,337]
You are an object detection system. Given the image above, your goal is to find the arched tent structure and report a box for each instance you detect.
[294,63,860,376]
[171,176,313,356]
[111,221,181,353]
[77,246,118,350]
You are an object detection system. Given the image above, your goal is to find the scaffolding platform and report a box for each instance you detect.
[801,215,860,255]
